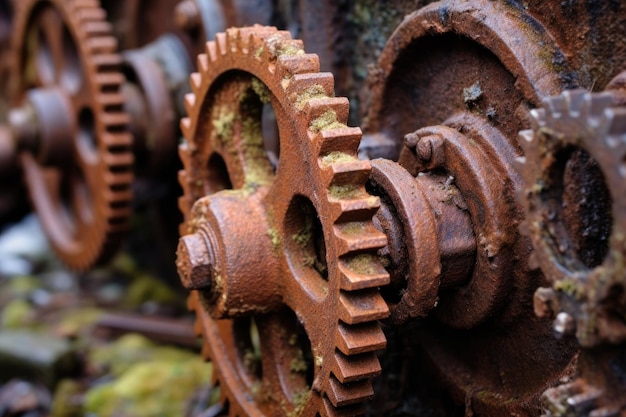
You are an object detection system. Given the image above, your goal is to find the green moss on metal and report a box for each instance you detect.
[309,110,347,134]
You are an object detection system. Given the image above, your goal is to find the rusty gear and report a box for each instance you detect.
[358,2,583,415]
[518,89,626,347]
[178,26,389,416]
[10,0,133,270]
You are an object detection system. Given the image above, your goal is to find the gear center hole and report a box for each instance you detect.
[545,146,612,270]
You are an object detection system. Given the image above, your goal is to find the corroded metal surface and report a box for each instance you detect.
[177,26,389,416]
[0,1,623,416]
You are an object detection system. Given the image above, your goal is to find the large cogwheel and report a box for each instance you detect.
[9,0,133,270]
[177,26,389,416]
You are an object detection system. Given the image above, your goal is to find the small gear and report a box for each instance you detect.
[518,89,626,347]
[177,26,389,416]
[9,0,133,270]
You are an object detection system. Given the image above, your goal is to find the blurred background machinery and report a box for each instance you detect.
[0,0,624,416]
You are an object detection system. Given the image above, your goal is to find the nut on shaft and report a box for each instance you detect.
[176,232,215,290]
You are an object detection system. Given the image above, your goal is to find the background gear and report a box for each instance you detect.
[9,0,133,270]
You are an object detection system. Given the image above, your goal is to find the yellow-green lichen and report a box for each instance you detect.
[287,389,311,417]
[339,222,366,236]
[251,77,271,104]
[266,34,305,58]
[212,107,235,143]
[320,151,357,168]
[292,215,313,246]
[309,110,347,134]
[1,298,35,328]
[347,254,378,275]
[294,85,328,111]
[289,349,308,373]
[329,184,362,200]
[315,355,323,367]
[555,278,585,300]
[267,228,281,251]
[84,358,212,417]
[50,379,83,417]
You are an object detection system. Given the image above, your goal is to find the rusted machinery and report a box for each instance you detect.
[0,1,625,416]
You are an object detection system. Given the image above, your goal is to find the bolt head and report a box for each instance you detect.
[416,136,433,161]
[176,233,213,290]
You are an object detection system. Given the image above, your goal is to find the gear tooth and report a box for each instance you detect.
[103,171,132,189]
[304,97,350,131]
[75,6,105,22]
[332,351,381,384]
[198,51,211,75]
[91,53,122,70]
[82,20,112,36]
[101,132,131,149]
[529,108,546,131]
[545,94,568,122]
[95,72,125,88]
[518,129,534,149]
[607,107,626,138]
[180,117,192,138]
[100,112,130,129]
[588,91,615,118]
[317,127,363,157]
[336,322,386,355]
[287,72,334,102]
[215,32,227,56]
[329,197,380,223]
[326,375,374,407]
[562,89,587,116]
[334,221,387,254]
[86,36,118,54]
[321,159,371,189]
[322,398,366,417]
[184,93,197,116]
[339,290,389,324]
[102,151,133,169]
[190,72,203,94]
[96,92,124,108]
[338,255,389,290]
[277,54,320,79]
[225,27,242,52]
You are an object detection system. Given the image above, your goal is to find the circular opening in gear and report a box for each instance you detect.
[206,152,233,192]
[35,26,55,85]
[77,107,98,158]
[543,146,612,270]
[59,26,82,94]
[70,165,94,224]
[235,316,263,382]
[261,103,280,171]
[233,309,314,409]
[284,196,328,298]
